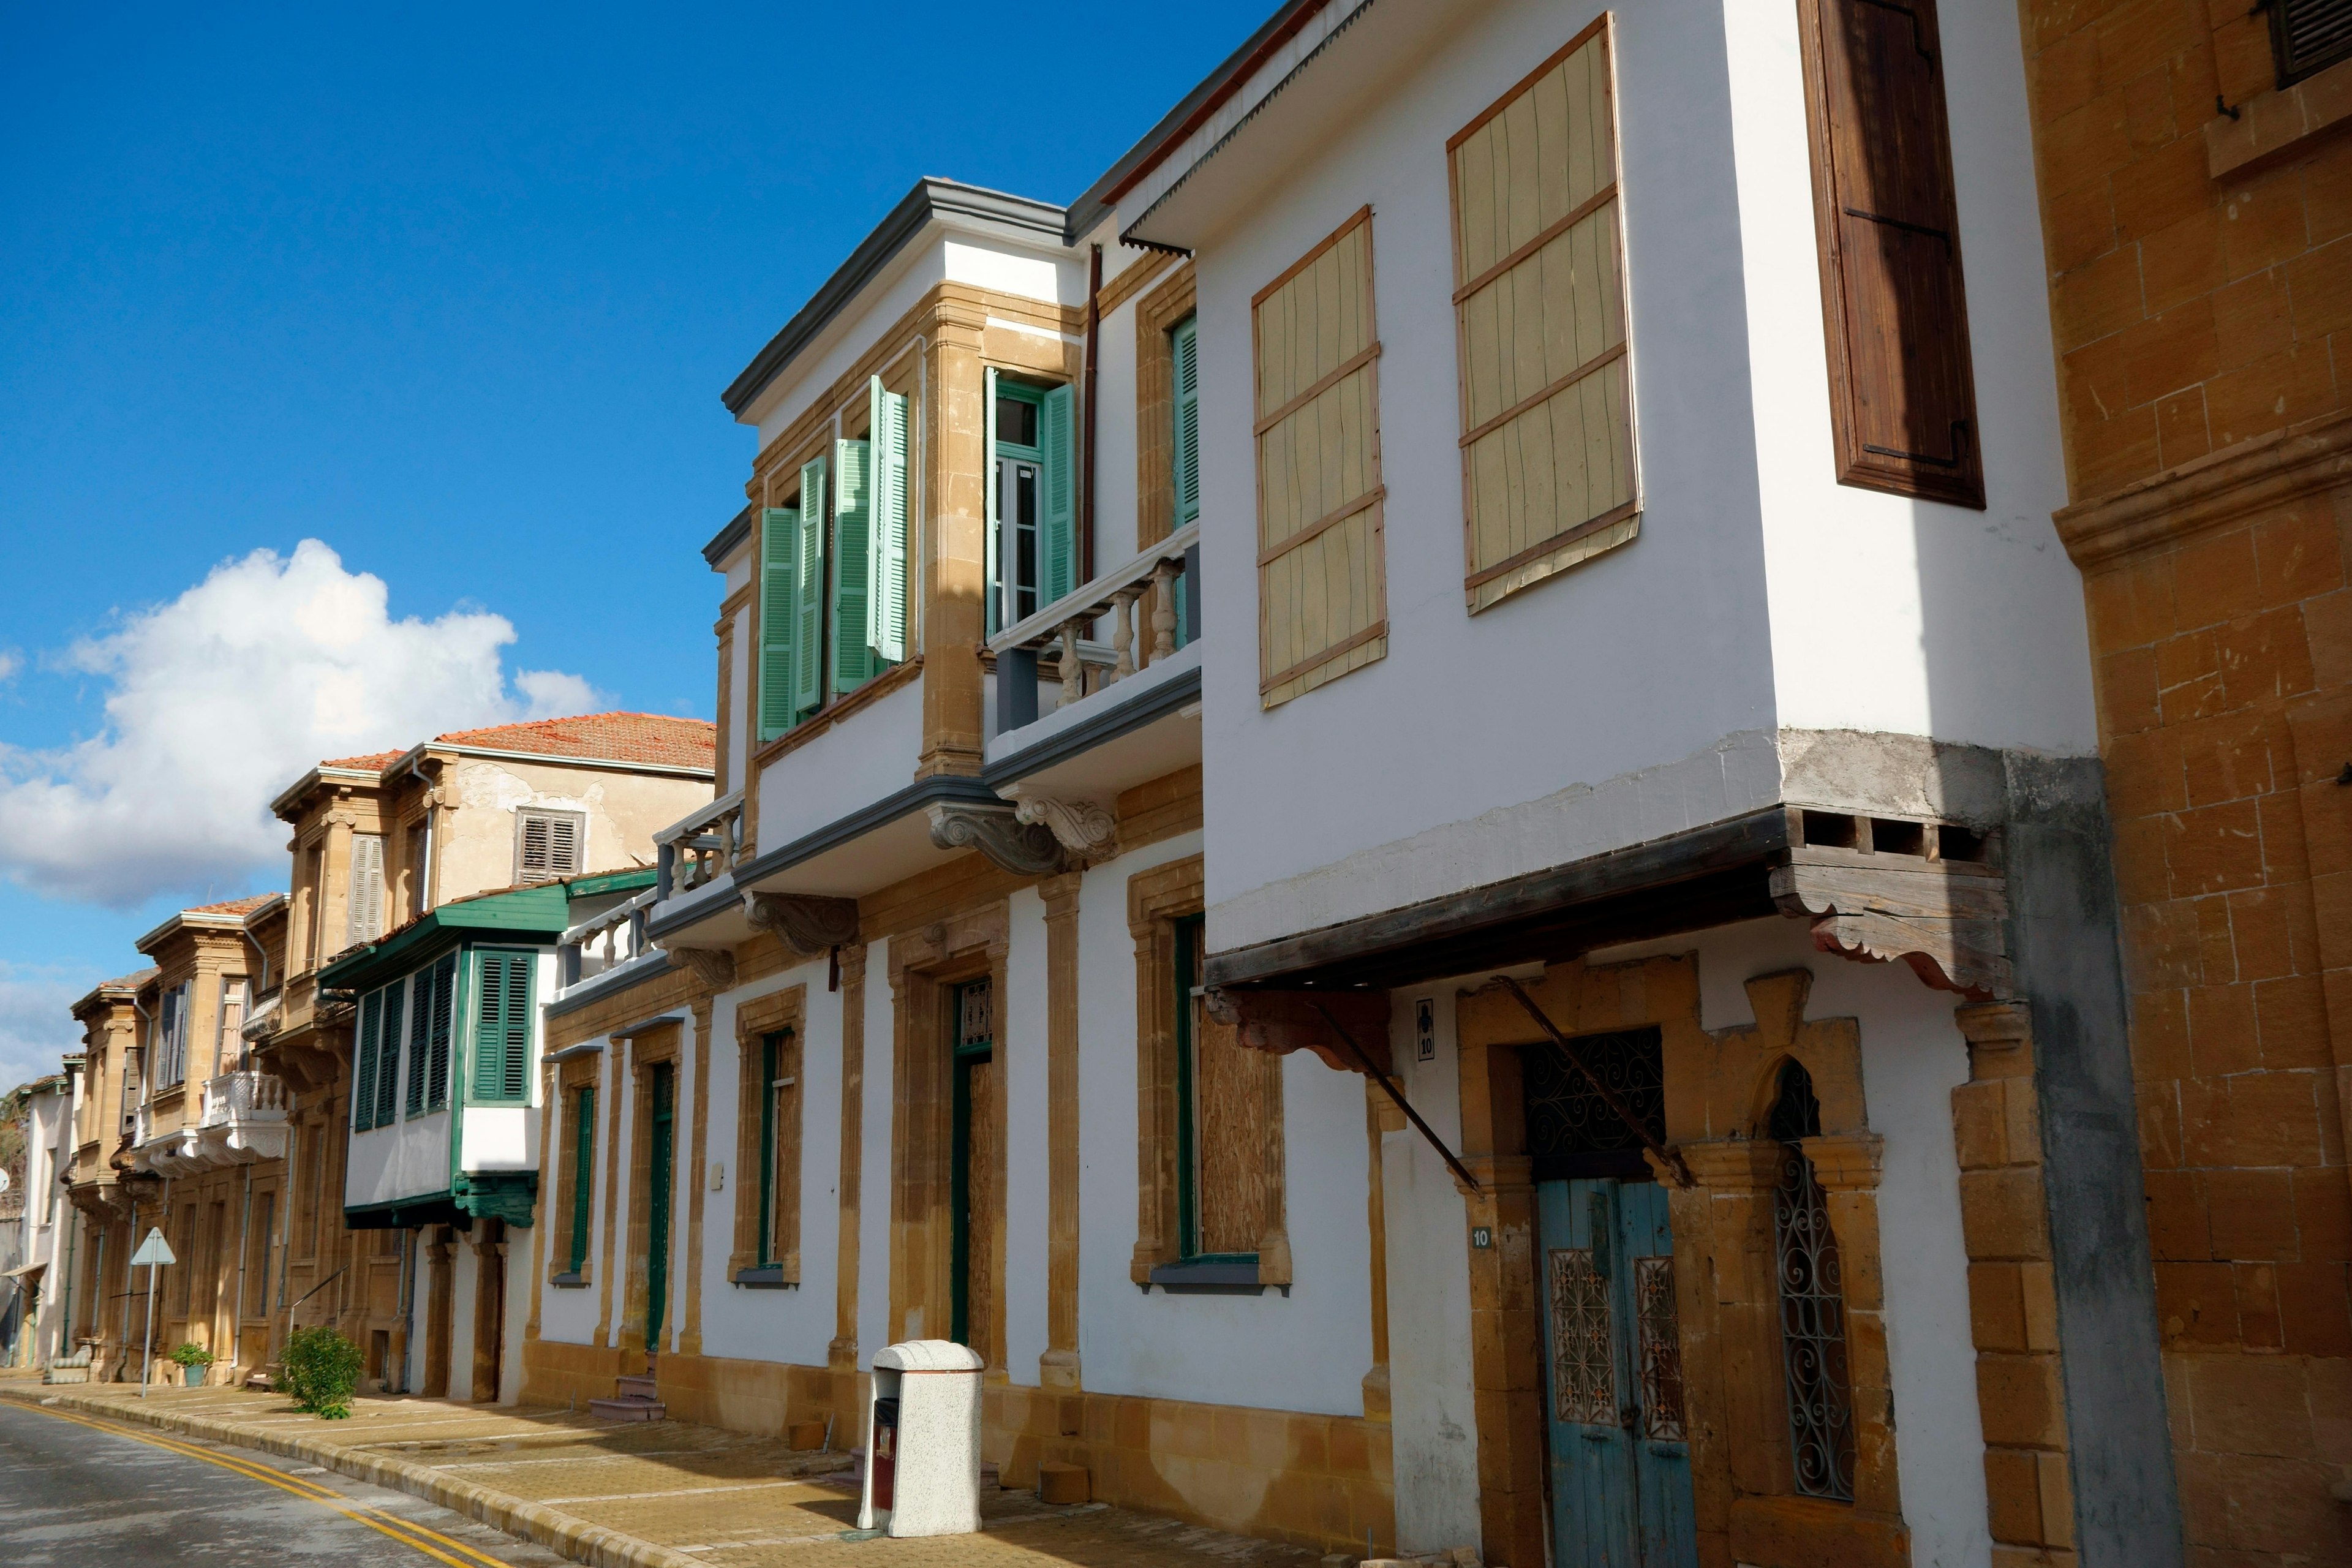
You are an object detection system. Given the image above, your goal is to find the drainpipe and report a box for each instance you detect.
[407,754,437,914]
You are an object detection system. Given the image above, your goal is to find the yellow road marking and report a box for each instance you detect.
[25,1403,518,1568]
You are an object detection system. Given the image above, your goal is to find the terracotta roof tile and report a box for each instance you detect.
[101,967,160,992]
[186,893,277,917]
[430,712,715,770]
[319,749,405,772]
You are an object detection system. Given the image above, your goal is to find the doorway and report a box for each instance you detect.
[949,978,994,1352]
[645,1063,674,1352]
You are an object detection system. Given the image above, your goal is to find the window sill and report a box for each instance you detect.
[732,1267,797,1290]
[549,1272,589,1290]
[2208,54,2352,179]
[1144,1259,1283,1296]
[752,655,924,772]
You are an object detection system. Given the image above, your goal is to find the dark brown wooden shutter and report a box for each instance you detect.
[1799,0,1985,509]
[2277,0,2352,85]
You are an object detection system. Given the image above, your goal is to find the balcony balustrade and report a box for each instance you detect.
[989,521,1199,737]
[654,790,746,904]
[559,885,659,990]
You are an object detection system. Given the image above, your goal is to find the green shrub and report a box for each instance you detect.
[169,1342,215,1368]
[281,1326,364,1420]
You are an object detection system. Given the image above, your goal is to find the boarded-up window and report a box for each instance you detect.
[1798,0,1985,508]
[1174,916,1281,1262]
[1449,18,1639,614]
[1252,208,1386,707]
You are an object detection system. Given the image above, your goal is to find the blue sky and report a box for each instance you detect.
[0,0,1270,1086]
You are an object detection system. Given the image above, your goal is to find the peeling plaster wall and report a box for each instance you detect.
[434,757,707,903]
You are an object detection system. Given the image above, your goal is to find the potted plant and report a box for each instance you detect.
[170,1343,216,1387]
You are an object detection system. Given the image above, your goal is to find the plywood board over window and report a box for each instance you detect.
[1797,0,1985,508]
[1253,208,1387,707]
[1448,17,1640,614]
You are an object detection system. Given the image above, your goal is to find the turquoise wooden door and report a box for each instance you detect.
[1536,1178,1697,1568]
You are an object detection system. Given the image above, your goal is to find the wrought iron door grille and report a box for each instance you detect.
[1547,1248,1616,1425]
[2276,0,2352,85]
[1634,1254,1687,1441]
[1774,1141,1856,1500]
[1525,1027,1665,1180]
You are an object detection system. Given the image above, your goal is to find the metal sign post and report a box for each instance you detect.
[129,1227,175,1398]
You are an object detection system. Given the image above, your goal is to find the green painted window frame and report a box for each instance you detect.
[987,375,1075,635]
[466,948,537,1106]
[1172,314,1200,527]
[1174,915,1255,1266]
[756,1031,786,1268]
[375,978,407,1128]
[568,1085,595,1275]
[423,952,456,1112]
[353,989,383,1132]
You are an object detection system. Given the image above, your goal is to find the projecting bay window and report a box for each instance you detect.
[985,373,1074,635]
[757,375,912,742]
[1447,17,1641,613]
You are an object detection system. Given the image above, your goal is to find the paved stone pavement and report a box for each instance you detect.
[1,1381,1324,1568]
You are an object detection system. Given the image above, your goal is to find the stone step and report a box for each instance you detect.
[588,1396,666,1422]
[614,1375,659,1401]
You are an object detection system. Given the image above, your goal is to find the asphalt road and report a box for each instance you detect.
[0,1397,571,1567]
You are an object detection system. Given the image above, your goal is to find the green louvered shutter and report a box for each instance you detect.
[404,963,433,1115]
[832,436,872,693]
[472,951,533,1102]
[377,980,406,1125]
[868,376,909,665]
[570,1087,595,1273]
[984,367,1000,635]
[1041,383,1076,606]
[793,456,828,715]
[1172,316,1200,527]
[759,507,799,741]
[425,953,456,1110]
[353,990,382,1130]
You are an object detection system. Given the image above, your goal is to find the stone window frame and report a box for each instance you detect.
[1126,854,1291,1292]
[728,986,807,1288]
[1133,263,1199,553]
[886,905,1008,1371]
[548,1051,600,1289]
[618,1022,682,1351]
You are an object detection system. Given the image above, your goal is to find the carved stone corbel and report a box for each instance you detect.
[998,782,1118,859]
[742,892,861,957]
[1203,987,1392,1075]
[669,947,737,991]
[925,801,1065,876]
[1770,847,2012,1001]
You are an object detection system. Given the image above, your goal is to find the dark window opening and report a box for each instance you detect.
[1524,1026,1666,1182]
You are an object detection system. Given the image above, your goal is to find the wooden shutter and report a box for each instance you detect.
[377,980,406,1126]
[471,951,533,1102]
[548,813,579,875]
[1252,208,1387,707]
[758,505,799,740]
[833,435,873,693]
[425,954,456,1110]
[1448,18,1640,613]
[354,989,382,1131]
[867,375,910,665]
[1172,316,1200,527]
[404,963,433,1116]
[347,834,385,946]
[1041,383,1076,606]
[793,455,829,715]
[1798,0,1984,508]
[570,1087,595,1272]
[2277,0,2352,87]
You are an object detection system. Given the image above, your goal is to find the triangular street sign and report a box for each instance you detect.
[130,1227,175,1267]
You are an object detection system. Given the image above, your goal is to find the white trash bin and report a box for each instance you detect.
[856,1338,984,1538]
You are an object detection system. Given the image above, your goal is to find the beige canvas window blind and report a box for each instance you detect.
[1252,207,1387,708]
[1449,18,1639,613]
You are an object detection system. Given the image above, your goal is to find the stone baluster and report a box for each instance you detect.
[1152,559,1178,661]
[1112,589,1139,680]
[1058,623,1083,708]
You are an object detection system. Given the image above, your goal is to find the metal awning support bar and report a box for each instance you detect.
[1483,975,1694,1189]
[1310,1000,1482,1195]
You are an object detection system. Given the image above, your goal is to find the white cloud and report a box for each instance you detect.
[0,540,603,907]
[0,962,97,1096]
[0,650,20,682]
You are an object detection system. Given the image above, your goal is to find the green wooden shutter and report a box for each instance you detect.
[832,437,872,693]
[377,981,406,1126]
[471,951,532,1102]
[404,964,432,1115]
[868,376,909,665]
[353,990,382,1131]
[758,507,799,741]
[1173,316,1200,526]
[501,955,533,1100]
[757,1035,777,1267]
[984,366,1000,636]
[793,456,828,715]
[426,954,456,1110]
[1041,382,1075,605]
[570,1087,595,1273]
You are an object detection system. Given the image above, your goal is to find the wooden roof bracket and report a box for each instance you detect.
[1767,810,2013,1001]
[1482,975,1694,1189]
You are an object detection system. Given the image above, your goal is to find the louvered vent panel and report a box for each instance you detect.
[2282,0,2352,81]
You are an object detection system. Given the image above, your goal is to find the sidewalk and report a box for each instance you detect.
[2,1381,1324,1568]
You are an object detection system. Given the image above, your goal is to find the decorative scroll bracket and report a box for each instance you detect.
[926,801,1066,876]
[1770,848,2012,1002]
[998,782,1119,859]
[669,947,737,992]
[742,892,861,958]
[1202,987,1392,1076]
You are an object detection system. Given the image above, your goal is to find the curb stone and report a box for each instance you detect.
[4,1385,707,1568]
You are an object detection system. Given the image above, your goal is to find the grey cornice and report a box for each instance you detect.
[980,664,1202,790]
[721,178,1069,419]
[543,955,678,1022]
[644,774,1004,941]
[704,503,757,569]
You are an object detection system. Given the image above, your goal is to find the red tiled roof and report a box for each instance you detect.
[186,894,277,918]
[319,749,405,772]
[100,967,160,992]
[431,712,715,770]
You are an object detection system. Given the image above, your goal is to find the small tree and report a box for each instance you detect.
[281,1326,364,1420]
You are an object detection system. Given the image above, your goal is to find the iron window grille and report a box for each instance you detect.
[1769,1060,1857,1502]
